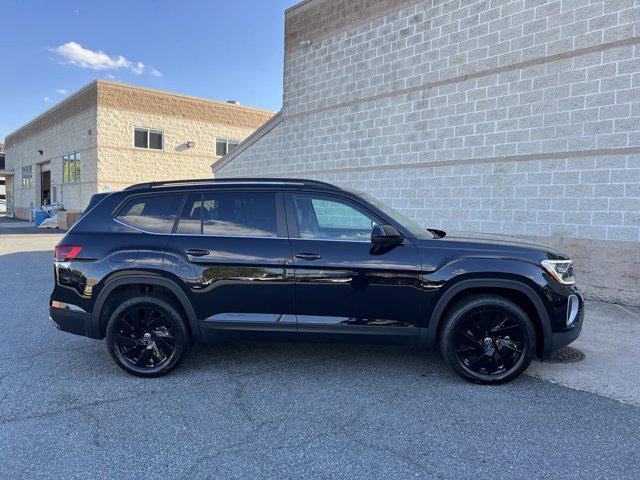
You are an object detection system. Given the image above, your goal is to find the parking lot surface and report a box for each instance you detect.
[1,228,639,479]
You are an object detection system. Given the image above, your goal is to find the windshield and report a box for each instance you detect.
[355,191,435,240]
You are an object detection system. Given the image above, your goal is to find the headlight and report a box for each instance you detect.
[541,259,576,285]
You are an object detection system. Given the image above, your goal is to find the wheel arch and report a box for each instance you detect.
[420,278,553,358]
[91,274,201,342]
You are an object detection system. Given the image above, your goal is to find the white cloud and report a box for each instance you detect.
[56,89,69,95]
[131,61,145,75]
[106,73,116,79]
[51,42,146,75]
[43,96,51,102]
[74,9,79,15]
[151,68,163,78]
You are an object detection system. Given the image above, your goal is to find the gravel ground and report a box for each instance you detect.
[1,229,639,479]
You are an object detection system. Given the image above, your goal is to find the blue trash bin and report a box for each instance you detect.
[34,210,48,227]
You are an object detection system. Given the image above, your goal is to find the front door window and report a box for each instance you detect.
[291,194,379,242]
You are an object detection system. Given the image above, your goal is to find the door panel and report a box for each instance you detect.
[164,191,295,340]
[286,192,423,343]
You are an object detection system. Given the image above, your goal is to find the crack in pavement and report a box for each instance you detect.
[0,344,101,363]
[0,391,158,426]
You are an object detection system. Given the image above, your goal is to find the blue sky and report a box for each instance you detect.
[1,0,299,140]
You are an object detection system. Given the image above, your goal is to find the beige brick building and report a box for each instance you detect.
[4,80,274,219]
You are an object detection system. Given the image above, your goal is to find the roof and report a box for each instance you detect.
[96,79,274,115]
[285,0,317,14]
[5,79,276,146]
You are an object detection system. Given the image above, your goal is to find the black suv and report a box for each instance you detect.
[50,178,583,383]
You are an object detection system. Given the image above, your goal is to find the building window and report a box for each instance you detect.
[63,152,81,183]
[216,138,239,157]
[134,128,163,150]
[21,166,33,187]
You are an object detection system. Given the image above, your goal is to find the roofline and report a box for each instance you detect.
[4,80,98,141]
[5,79,276,142]
[95,79,276,115]
[285,0,318,14]
[213,110,284,173]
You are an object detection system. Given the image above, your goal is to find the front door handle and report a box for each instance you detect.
[185,248,210,257]
[296,252,322,261]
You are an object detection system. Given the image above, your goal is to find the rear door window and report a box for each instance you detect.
[176,194,204,234]
[116,194,183,233]
[176,191,278,237]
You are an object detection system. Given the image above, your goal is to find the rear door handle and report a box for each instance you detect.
[296,252,322,261]
[185,248,210,257]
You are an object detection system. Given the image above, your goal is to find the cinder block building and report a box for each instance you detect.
[0,153,6,214]
[4,80,274,219]
[215,0,640,306]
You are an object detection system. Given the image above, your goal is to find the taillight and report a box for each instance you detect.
[54,245,83,261]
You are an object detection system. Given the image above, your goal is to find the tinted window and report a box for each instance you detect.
[149,130,163,150]
[134,129,148,148]
[182,191,278,237]
[117,194,183,233]
[215,138,239,156]
[292,194,379,241]
[177,194,204,234]
[135,128,163,150]
[216,139,227,156]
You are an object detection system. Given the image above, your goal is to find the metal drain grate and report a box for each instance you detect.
[545,346,585,363]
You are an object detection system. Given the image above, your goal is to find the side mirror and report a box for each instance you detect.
[371,225,404,246]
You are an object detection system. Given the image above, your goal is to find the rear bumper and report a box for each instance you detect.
[50,307,93,338]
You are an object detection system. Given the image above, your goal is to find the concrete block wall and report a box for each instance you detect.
[4,107,98,218]
[96,107,260,192]
[217,0,640,305]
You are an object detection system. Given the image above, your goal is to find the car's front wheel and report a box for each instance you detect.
[106,294,190,377]
[439,294,536,384]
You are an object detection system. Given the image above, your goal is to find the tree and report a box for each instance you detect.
[0,142,4,153]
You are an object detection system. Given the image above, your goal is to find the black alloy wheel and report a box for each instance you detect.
[454,309,525,375]
[106,294,189,377]
[439,295,535,384]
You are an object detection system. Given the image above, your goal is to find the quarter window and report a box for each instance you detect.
[116,194,182,233]
[215,138,239,157]
[21,166,33,187]
[292,194,379,242]
[134,128,163,150]
[62,152,81,183]
[176,191,278,237]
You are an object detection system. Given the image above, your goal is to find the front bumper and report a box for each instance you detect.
[50,307,93,338]
[546,291,585,356]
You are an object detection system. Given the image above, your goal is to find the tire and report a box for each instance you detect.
[106,294,190,377]
[439,294,536,384]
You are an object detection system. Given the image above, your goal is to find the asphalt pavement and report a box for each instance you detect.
[1,227,639,479]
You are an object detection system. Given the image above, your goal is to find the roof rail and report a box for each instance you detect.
[124,178,339,191]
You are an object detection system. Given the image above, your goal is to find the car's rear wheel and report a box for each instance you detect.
[106,294,189,377]
[439,294,535,384]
